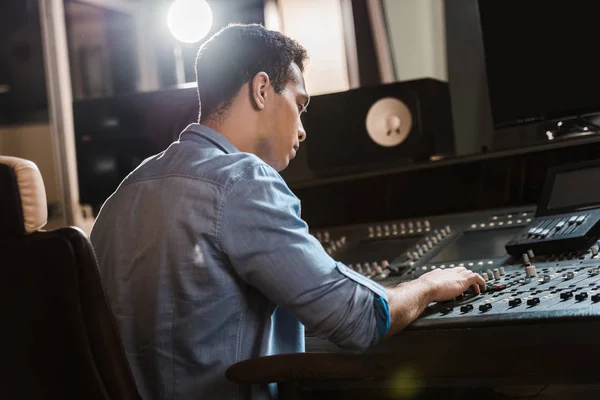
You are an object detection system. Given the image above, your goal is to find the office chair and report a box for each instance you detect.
[0,155,142,400]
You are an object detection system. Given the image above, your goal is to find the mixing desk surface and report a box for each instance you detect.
[303,203,600,393]
[310,204,600,331]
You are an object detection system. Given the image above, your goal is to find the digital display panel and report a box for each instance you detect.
[428,227,522,263]
[547,167,600,212]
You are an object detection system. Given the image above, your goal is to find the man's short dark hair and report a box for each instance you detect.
[195,23,308,122]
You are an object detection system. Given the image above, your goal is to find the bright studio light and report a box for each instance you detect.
[167,0,213,43]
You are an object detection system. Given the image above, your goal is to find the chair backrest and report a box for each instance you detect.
[0,156,142,400]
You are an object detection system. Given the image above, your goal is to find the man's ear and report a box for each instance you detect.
[251,72,270,111]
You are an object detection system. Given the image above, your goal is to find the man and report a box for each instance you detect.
[91,24,485,399]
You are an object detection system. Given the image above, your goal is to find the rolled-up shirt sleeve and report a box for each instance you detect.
[218,164,390,350]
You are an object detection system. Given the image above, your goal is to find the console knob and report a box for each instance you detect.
[460,304,474,313]
[564,271,575,280]
[560,292,573,300]
[526,297,540,306]
[493,269,501,280]
[575,292,589,301]
[509,298,522,307]
[372,263,387,278]
[525,265,537,277]
[499,267,505,275]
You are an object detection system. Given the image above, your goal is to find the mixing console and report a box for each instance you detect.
[418,262,600,328]
[303,202,600,394]
[310,204,600,330]
[302,158,600,393]
[300,158,600,395]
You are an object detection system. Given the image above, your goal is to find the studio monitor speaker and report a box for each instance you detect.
[303,78,455,175]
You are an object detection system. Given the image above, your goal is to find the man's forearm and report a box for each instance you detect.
[383,279,435,339]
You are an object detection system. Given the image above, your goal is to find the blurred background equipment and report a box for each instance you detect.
[72,85,198,213]
[0,1,48,125]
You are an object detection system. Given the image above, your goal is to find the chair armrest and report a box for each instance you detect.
[225,353,391,385]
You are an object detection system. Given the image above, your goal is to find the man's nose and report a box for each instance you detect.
[298,120,307,142]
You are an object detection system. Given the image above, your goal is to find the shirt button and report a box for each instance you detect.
[339,265,345,272]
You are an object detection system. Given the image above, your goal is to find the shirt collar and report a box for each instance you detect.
[180,123,240,154]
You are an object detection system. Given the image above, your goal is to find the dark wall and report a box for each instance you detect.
[295,138,600,229]
[0,0,48,125]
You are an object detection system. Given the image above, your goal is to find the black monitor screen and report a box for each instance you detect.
[429,227,522,263]
[546,166,600,212]
[478,1,600,127]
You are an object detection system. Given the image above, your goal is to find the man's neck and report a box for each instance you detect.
[203,115,258,155]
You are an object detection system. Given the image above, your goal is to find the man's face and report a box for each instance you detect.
[260,63,309,172]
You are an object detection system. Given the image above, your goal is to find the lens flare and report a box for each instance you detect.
[167,0,213,43]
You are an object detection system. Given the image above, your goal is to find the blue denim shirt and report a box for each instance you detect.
[90,124,390,400]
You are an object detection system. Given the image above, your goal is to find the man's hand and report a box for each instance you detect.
[417,266,487,302]
[383,267,486,339]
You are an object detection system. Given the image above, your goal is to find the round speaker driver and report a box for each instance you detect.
[365,97,413,147]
